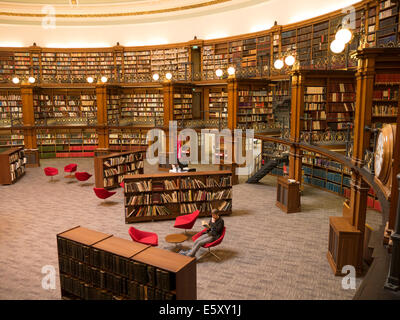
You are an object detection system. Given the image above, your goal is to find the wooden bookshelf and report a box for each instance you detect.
[123,171,232,223]
[94,150,145,189]
[207,86,228,120]
[0,89,23,125]
[236,81,274,130]
[0,128,24,147]
[173,86,193,120]
[0,146,26,185]
[57,226,196,300]
[108,128,148,152]
[36,127,98,159]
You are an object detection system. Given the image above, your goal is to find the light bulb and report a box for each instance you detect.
[101,76,108,83]
[165,72,172,80]
[284,55,295,66]
[215,69,223,77]
[152,73,159,81]
[28,76,36,84]
[274,59,284,70]
[12,77,20,84]
[335,28,352,44]
[87,76,94,83]
[330,39,345,54]
[227,66,235,75]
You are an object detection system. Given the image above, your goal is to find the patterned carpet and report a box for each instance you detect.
[0,158,382,300]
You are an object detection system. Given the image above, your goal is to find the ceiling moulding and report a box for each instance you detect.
[0,0,270,25]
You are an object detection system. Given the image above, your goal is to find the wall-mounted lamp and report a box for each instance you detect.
[152,73,160,81]
[12,76,20,84]
[28,76,36,84]
[100,76,108,83]
[215,68,223,77]
[330,22,353,54]
[165,72,172,80]
[86,76,94,84]
[227,66,236,76]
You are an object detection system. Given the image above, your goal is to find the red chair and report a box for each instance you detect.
[174,210,199,234]
[44,167,58,181]
[64,163,78,178]
[75,172,92,182]
[93,188,116,202]
[120,182,124,189]
[192,227,226,261]
[128,227,158,246]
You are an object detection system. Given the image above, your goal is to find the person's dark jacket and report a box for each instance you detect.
[206,217,224,240]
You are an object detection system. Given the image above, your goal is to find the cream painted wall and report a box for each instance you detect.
[0,0,361,48]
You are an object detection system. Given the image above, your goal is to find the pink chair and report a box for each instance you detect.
[64,163,77,178]
[192,227,226,261]
[75,172,92,182]
[174,209,199,234]
[44,167,58,181]
[93,188,116,202]
[128,227,158,246]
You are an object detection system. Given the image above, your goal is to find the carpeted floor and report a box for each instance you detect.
[0,158,383,300]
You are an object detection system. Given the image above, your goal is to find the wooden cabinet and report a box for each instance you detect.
[57,226,196,300]
[327,216,362,276]
[276,175,301,213]
[0,147,26,185]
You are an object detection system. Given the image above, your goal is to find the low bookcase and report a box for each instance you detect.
[123,171,232,223]
[0,146,26,185]
[94,150,145,189]
[57,226,196,300]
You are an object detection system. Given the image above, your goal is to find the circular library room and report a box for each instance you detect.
[0,0,399,305]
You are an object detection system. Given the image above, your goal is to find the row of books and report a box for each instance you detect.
[180,200,231,214]
[103,162,143,177]
[10,166,25,182]
[9,150,25,163]
[126,205,173,218]
[373,88,399,100]
[104,153,143,167]
[373,105,398,116]
[180,189,232,202]
[375,73,400,83]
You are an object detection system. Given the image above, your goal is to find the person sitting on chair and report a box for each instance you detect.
[180,209,224,257]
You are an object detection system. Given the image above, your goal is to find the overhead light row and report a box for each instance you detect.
[12,76,36,84]
[274,54,296,70]
[87,76,108,83]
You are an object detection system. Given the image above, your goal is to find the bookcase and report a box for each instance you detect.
[33,88,97,125]
[372,72,399,122]
[119,88,164,125]
[0,128,24,147]
[0,146,26,184]
[36,127,98,158]
[41,51,114,83]
[376,0,399,47]
[0,51,15,83]
[202,43,229,80]
[94,150,145,189]
[123,171,232,223]
[57,226,196,300]
[173,86,193,120]
[108,128,148,152]
[236,81,274,130]
[150,47,190,80]
[0,89,23,125]
[291,70,356,140]
[207,87,228,120]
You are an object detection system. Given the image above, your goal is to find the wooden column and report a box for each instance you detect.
[203,87,210,120]
[289,71,303,183]
[389,114,400,229]
[21,84,40,167]
[227,77,238,131]
[162,81,174,154]
[96,84,109,150]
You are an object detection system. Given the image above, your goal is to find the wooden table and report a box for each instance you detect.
[165,233,188,251]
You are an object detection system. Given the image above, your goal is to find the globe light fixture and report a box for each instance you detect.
[165,72,172,80]
[87,76,94,84]
[28,76,36,84]
[284,55,295,66]
[274,59,284,70]
[227,66,236,75]
[335,28,352,44]
[101,76,108,83]
[152,73,160,81]
[12,77,20,84]
[330,39,345,54]
[215,69,223,77]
